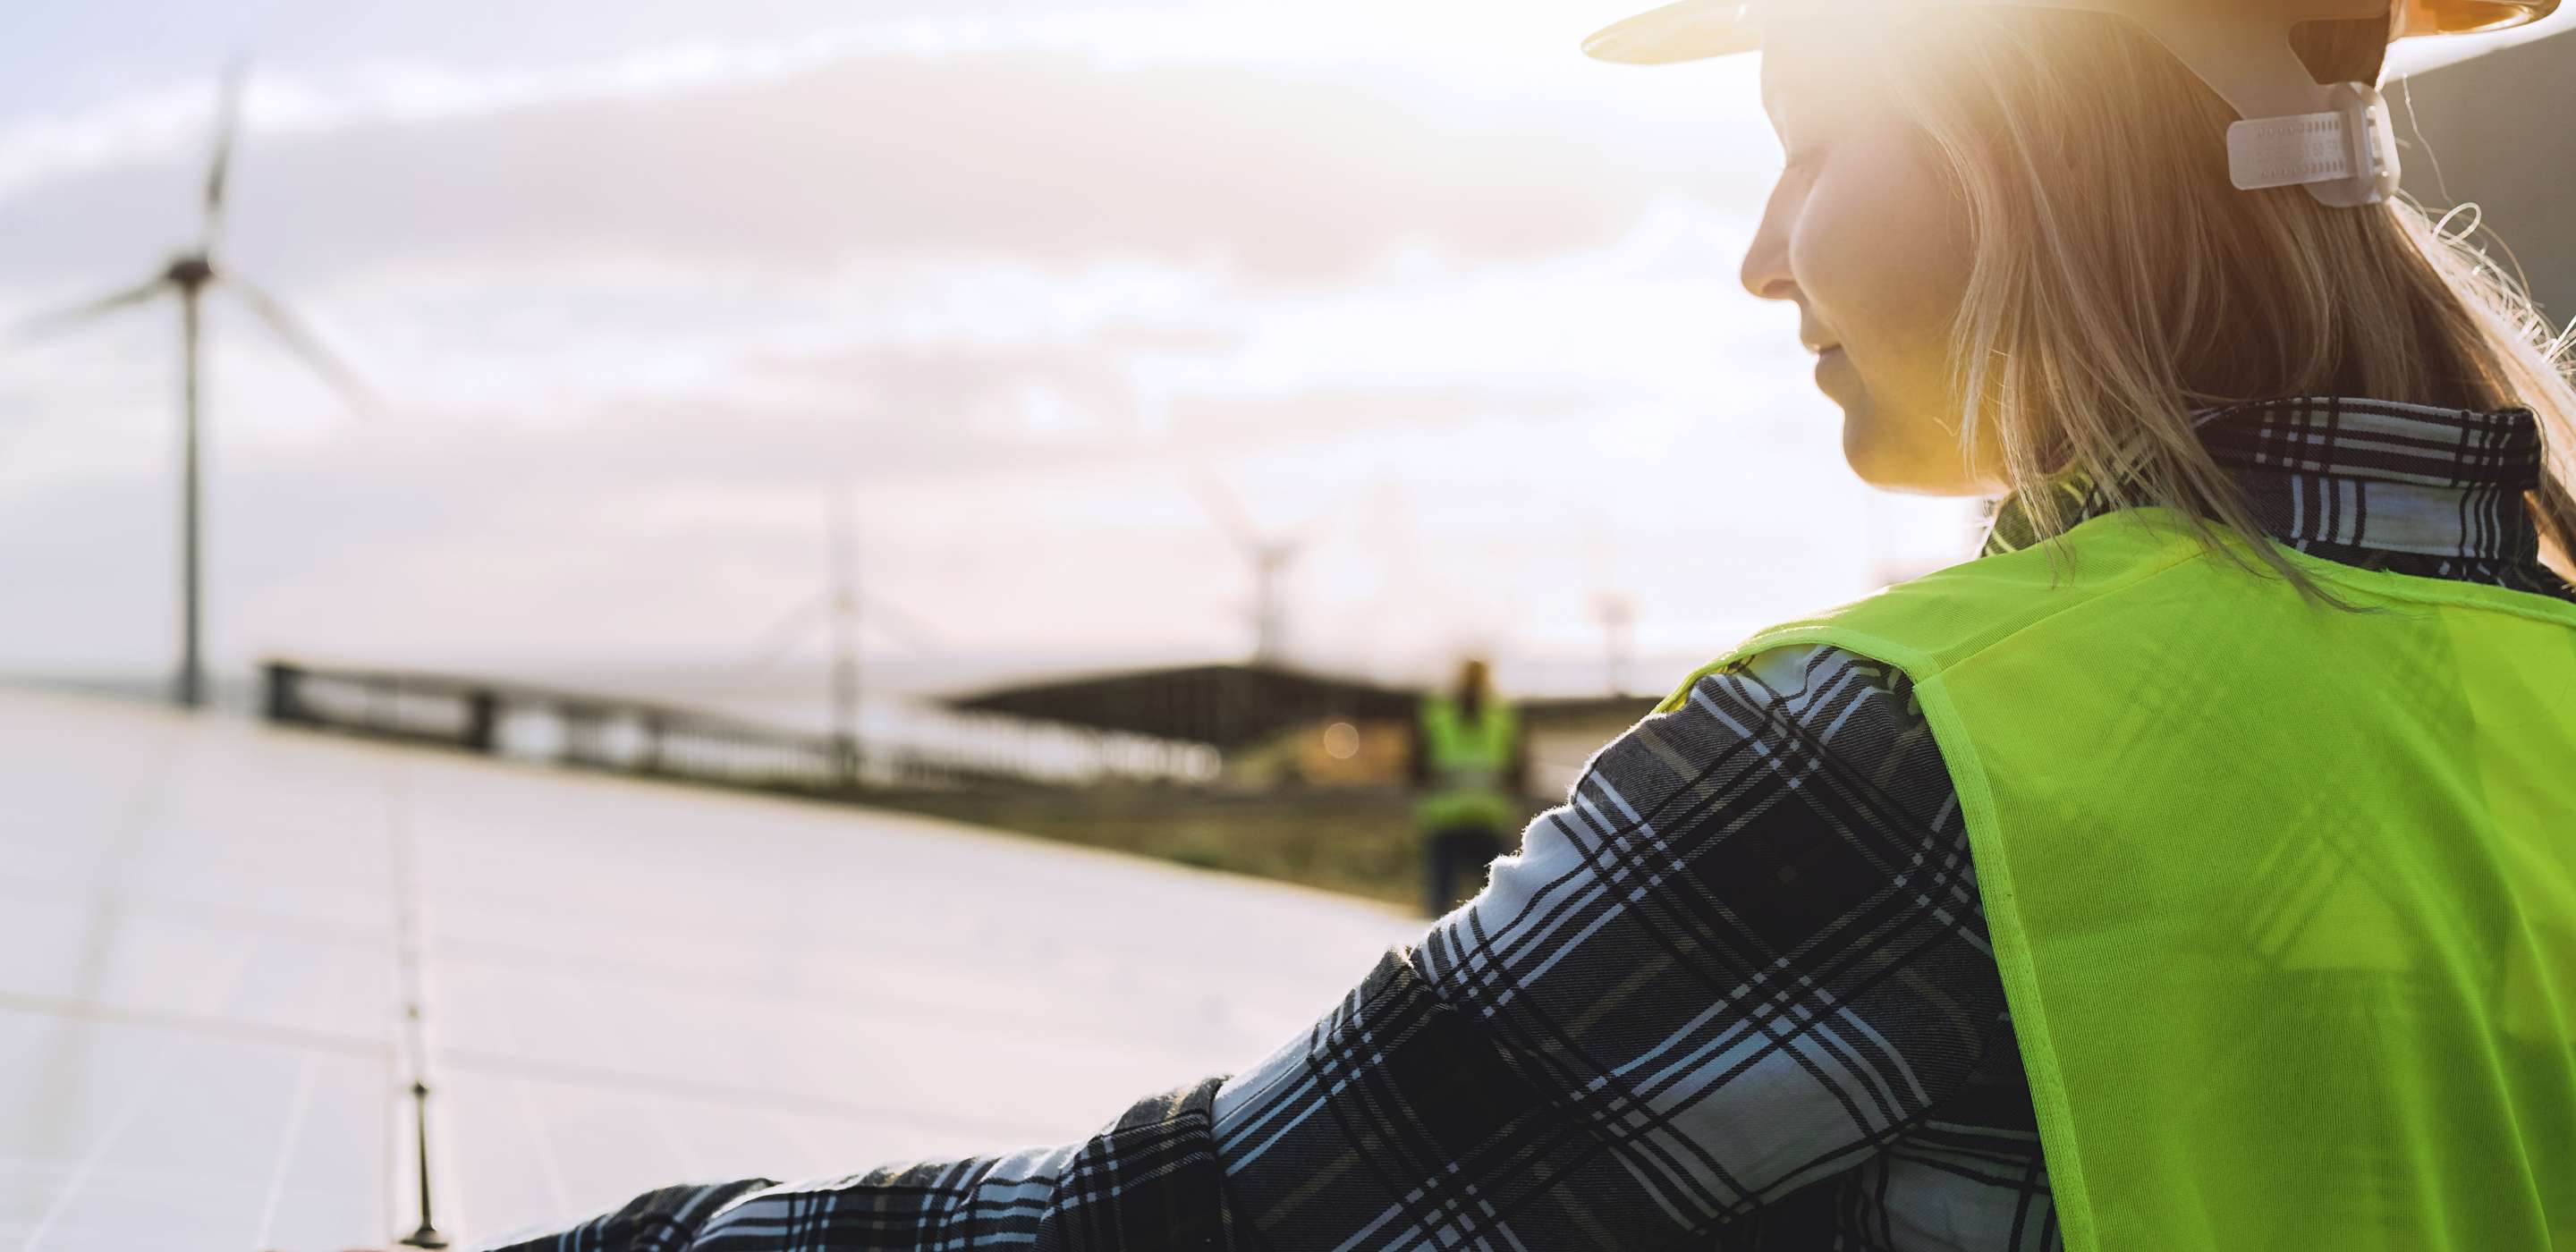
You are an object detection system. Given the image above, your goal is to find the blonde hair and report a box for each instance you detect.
[1881,9,2576,590]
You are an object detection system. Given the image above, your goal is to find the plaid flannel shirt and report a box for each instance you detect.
[487,398,2569,1252]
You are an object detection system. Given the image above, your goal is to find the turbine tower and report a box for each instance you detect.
[827,484,861,785]
[21,63,370,707]
[1592,592,1637,698]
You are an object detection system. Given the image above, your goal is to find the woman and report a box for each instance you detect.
[487,1,2576,1248]
[1412,656,1529,917]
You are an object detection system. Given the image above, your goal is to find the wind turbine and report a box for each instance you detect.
[1189,471,1317,667]
[19,63,371,708]
[1577,507,1639,697]
[740,485,942,786]
[1591,592,1638,698]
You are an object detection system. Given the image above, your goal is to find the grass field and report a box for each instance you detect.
[871,785,1488,911]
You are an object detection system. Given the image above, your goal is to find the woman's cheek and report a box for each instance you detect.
[1811,144,1972,387]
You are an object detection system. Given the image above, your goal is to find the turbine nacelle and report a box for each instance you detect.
[165,255,217,290]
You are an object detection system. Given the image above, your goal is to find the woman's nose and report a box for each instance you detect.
[1740,180,1798,301]
[1740,225,1794,303]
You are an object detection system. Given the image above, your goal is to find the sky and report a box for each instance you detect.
[0,0,1996,701]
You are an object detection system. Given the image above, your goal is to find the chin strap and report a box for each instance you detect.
[2224,81,2404,207]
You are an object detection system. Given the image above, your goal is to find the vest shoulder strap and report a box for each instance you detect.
[1658,506,2576,715]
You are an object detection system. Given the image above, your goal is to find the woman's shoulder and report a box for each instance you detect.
[1631,639,1940,800]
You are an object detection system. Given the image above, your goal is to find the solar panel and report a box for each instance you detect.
[0,689,1420,1249]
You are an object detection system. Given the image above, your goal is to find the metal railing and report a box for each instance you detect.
[261,660,1209,794]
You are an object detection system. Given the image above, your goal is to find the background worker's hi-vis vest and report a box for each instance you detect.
[1661,506,2576,1252]
[1417,694,1521,833]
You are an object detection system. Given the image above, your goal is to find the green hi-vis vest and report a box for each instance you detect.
[1419,693,1521,833]
[1660,507,2576,1251]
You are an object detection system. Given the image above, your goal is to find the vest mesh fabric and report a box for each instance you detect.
[1662,506,2576,1251]
[1417,695,1520,832]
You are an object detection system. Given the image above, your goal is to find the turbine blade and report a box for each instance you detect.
[1286,511,1334,556]
[856,591,942,655]
[741,592,831,674]
[226,277,375,414]
[201,60,249,251]
[13,275,171,339]
[1186,470,1266,559]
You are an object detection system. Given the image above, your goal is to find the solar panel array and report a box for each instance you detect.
[0,689,1420,1250]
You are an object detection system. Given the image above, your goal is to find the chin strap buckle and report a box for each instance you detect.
[2225,80,2402,207]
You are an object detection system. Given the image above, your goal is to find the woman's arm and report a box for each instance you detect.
[1212,643,2008,1246]
[479,644,2009,1251]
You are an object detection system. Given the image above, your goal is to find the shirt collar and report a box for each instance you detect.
[1980,396,2549,567]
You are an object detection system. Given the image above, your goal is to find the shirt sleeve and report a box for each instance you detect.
[476,643,2009,1252]
[1209,643,2010,1248]
[472,1079,1238,1252]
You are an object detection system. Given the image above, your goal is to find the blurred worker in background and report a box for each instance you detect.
[1409,656,1526,916]
[485,2,2576,1248]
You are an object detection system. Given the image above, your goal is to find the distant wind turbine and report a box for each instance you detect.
[1189,471,1317,666]
[1591,592,1638,698]
[739,485,942,786]
[18,62,372,708]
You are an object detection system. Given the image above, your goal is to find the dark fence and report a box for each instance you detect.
[260,660,1197,794]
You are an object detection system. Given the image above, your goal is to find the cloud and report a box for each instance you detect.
[0,47,1744,297]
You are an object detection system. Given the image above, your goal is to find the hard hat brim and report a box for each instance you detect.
[2394,0,2562,38]
[1581,0,1763,63]
[1580,0,2563,64]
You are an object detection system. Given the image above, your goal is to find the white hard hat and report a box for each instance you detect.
[1580,0,2562,207]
